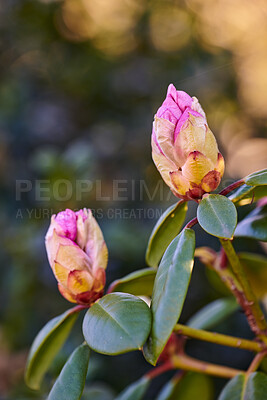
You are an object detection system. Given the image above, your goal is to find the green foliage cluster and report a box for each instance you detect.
[25,170,267,399]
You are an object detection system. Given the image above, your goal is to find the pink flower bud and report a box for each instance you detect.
[45,209,108,305]
[152,84,225,200]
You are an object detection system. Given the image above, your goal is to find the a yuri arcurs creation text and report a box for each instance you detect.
[25,85,267,400]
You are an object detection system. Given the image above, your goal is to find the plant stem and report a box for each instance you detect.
[146,354,244,380]
[171,354,243,378]
[219,239,267,340]
[145,361,174,380]
[173,324,265,353]
[69,304,89,314]
[219,179,245,197]
[247,351,267,374]
[185,217,198,229]
[209,247,267,344]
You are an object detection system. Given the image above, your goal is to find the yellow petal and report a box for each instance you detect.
[174,114,207,162]
[45,228,74,271]
[67,270,94,295]
[54,262,69,287]
[215,152,225,177]
[152,136,177,188]
[84,212,109,273]
[170,170,190,196]
[203,127,219,166]
[58,283,77,304]
[182,151,214,184]
[56,244,91,271]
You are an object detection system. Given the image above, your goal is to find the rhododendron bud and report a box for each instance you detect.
[152,84,225,200]
[45,208,108,305]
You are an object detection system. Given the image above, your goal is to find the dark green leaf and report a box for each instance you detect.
[245,169,267,186]
[197,194,237,239]
[143,229,195,365]
[48,343,90,400]
[107,268,156,297]
[235,204,267,241]
[146,201,188,267]
[219,372,267,400]
[25,308,78,390]
[187,298,239,330]
[157,372,213,400]
[115,377,150,400]
[83,293,151,355]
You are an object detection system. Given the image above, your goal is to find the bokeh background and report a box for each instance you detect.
[1,0,267,399]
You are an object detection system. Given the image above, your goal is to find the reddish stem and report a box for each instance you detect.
[185,217,198,229]
[145,361,174,380]
[107,281,117,294]
[219,179,245,197]
[247,351,267,374]
[219,247,228,269]
[69,304,89,314]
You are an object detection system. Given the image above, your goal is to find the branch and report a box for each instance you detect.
[145,361,174,380]
[219,179,245,197]
[174,324,265,353]
[220,239,267,342]
[69,304,89,314]
[185,217,198,229]
[247,351,267,374]
[171,354,244,378]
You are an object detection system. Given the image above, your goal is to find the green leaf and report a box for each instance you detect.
[157,372,213,400]
[239,252,267,269]
[234,204,267,241]
[205,268,232,296]
[146,201,188,267]
[48,343,90,400]
[228,184,255,204]
[115,377,150,400]
[107,268,156,297]
[187,298,239,330]
[25,308,78,390]
[260,358,267,375]
[156,376,180,400]
[197,194,237,239]
[245,168,267,186]
[143,229,195,365]
[229,185,267,206]
[239,252,267,297]
[219,372,267,400]
[82,293,151,355]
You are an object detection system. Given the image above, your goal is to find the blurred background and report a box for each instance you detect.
[1,0,267,398]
